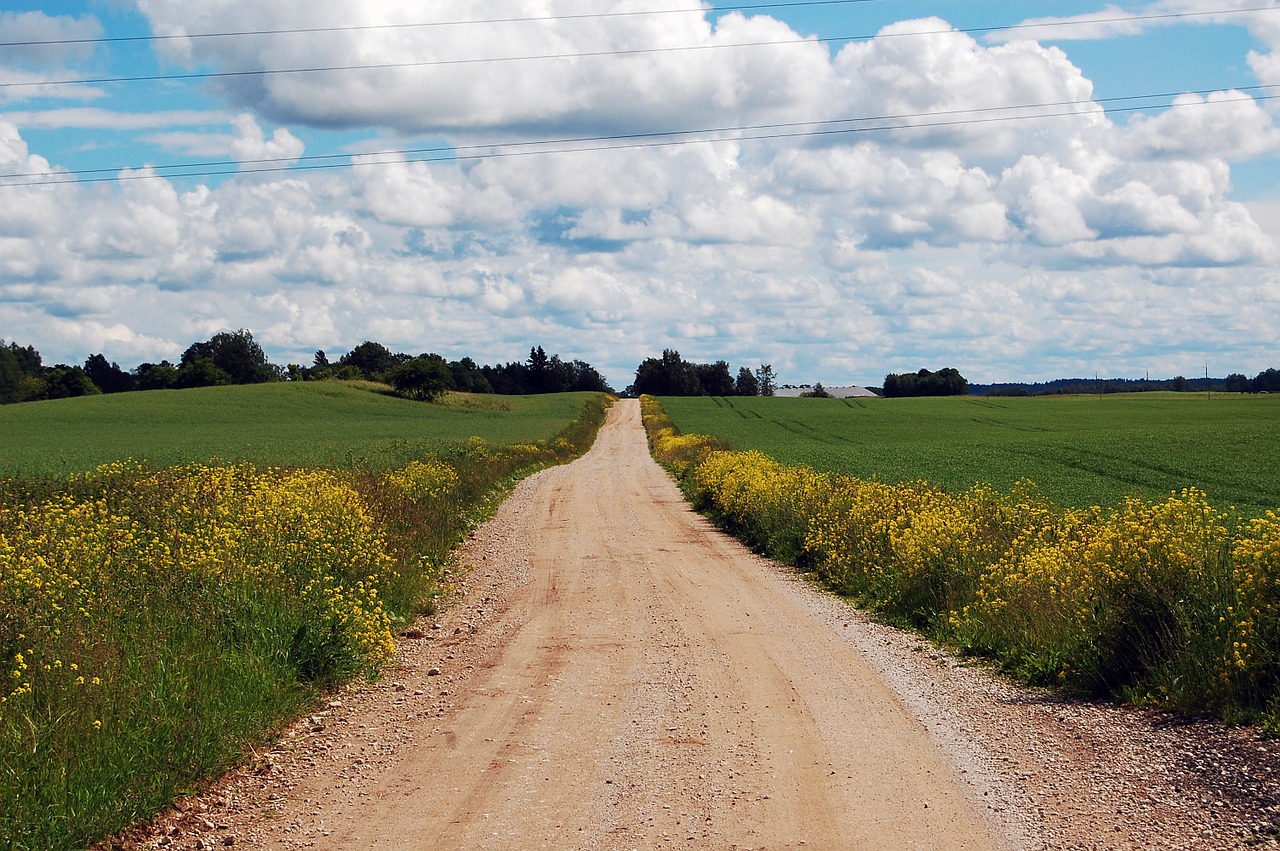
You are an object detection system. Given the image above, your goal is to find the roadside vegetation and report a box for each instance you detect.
[0,389,611,850]
[642,395,1280,728]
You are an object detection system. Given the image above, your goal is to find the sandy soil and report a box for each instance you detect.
[122,399,1280,850]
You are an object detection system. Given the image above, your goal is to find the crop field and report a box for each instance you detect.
[0,382,601,476]
[659,393,1280,518]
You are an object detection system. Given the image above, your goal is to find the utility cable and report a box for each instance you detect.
[1,86,1267,188]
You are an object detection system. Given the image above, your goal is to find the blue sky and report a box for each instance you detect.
[2,1,1279,389]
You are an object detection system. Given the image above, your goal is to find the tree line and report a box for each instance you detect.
[0,332,613,405]
[626,350,775,397]
[972,369,1280,397]
[881,367,968,398]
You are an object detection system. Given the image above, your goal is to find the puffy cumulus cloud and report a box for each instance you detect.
[0,123,68,245]
[350,156,457,229]
[1234,4,1280,89]
[531,266,633,322]
[995,148,1275,266]
[133,0,833,136]
[1118,91,1280,160]
[829,20,1103,165]
[780,147,1012,249]
[230,114,305,166]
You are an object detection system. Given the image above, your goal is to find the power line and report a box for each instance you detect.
[2,1,886,48]
[3,6,1278,91]
[3,85,1269,188]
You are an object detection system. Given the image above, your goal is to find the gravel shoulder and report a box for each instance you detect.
[117,399,1280,850]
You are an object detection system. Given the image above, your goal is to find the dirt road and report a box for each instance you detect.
[259,399,1003,849]
[139,399,1280,850]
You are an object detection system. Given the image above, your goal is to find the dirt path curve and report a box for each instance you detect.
[130,399,1280,850]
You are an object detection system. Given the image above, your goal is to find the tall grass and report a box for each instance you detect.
[0,394,610,850]
[641,396,1280,727]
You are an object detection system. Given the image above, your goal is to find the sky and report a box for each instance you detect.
[2,1,1279,390]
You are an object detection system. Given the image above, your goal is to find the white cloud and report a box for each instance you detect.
[133,0,834,136]
[230,114,305,166]
[989,1,1280,44]
[1118,91,1280,160]
[3,109,228,131]
[0,11,105,104]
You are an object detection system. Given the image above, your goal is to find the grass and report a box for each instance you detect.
[659,393,1280,518]
[0,382,600,476]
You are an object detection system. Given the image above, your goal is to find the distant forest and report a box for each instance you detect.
[972,371,1280,396]
[0,331,613,405]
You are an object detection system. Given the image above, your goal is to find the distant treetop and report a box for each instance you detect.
[882,368,968,398]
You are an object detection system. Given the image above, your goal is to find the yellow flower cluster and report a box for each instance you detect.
[963,488,1232,691]
[2,460,406,715]
[384,459,460,504]
[1230,511,1280,688]
[1,495,144,703]
[640,395,723,477]
[691,450,829,560]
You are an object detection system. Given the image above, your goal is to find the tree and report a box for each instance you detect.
[389,354,454,401]
[0,347,24,405]
[566,359,614,393]
[2,340,42,376]
[1224,373,1251,393]
[629,349,701,396]
[755,364,776,397]
[734,367,759,397]
[0,340,43,404]
[134,361,179,390]
[339,341,398,381]
[527,346,552,393]
[84,354,134,394]
[800,382,832,398]
[883,367,968,398]
[449,357,493,393]
[1255,368,1280,393]
[696,361,736,396]
[42,365,100,400]
[181,329,279,385]
[176,358,232,389]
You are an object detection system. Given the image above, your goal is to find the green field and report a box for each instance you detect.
[659,393,1280,518]
[0,383,603,476]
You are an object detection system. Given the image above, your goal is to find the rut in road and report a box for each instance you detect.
[280,399,1009,850]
